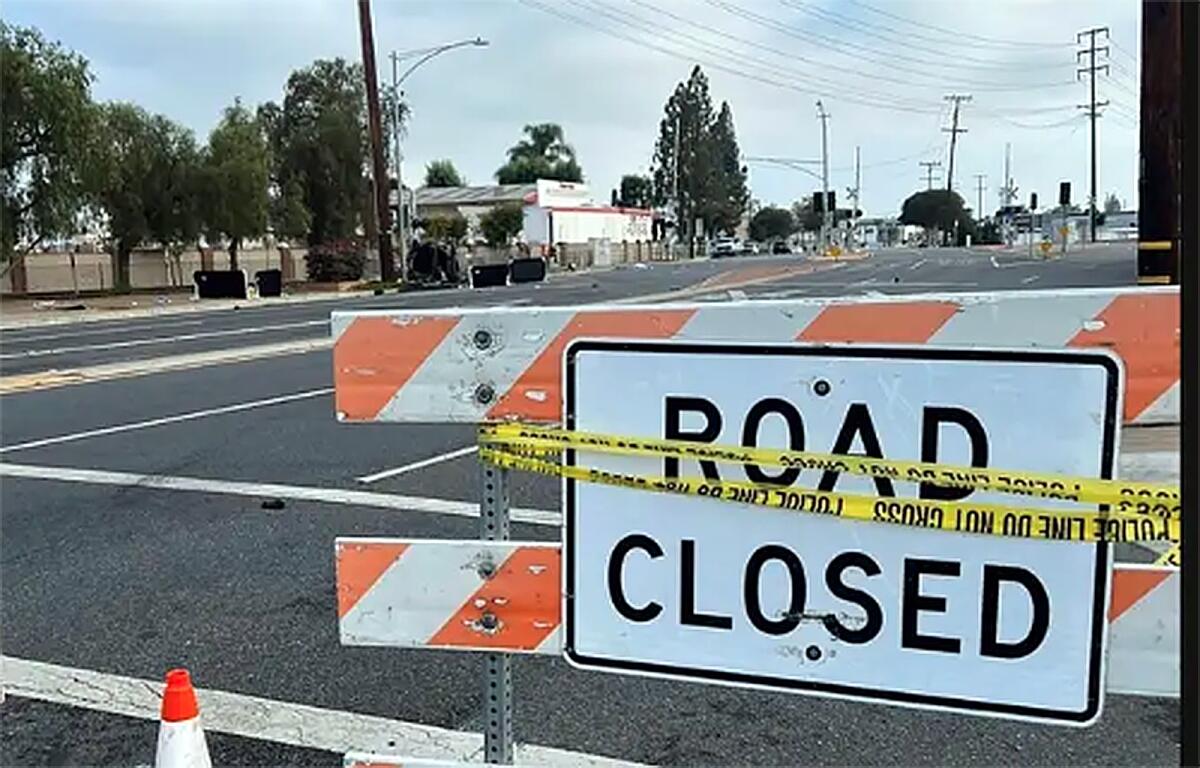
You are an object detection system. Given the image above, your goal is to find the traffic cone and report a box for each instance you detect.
[155,669,212,768]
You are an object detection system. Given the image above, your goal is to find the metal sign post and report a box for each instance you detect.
[480,461,514,764]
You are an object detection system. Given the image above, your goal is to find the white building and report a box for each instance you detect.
[414,179,653,247]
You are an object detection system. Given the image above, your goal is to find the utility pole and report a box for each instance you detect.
[816,100,831,252]
[1077,27,1110,244]
[1137,1,1182,284]
[357,0,395,282]
[388,51,405,272]
[974,173,987,220]
[999,143,1018,246]
[919,160,942,190]
[942,94,972,193]
[846,145,861,249]
[673,112,681,255]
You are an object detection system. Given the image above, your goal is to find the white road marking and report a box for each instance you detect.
[1,656,634,766]
[0,462,560,525]
[989,254,1000,269]
[1021,274,1041,284]
[0,388,333,453]
[0,319,327,360]
[357,445,480,484]
[0,319,207,344]
[909,259,927,271]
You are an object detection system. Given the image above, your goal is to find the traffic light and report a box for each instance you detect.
[827,191,836,212]
[1030,192,1038,211]
[1059,182,1071,206]
[813,191,825,214]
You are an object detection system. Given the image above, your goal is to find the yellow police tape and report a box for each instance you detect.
[478,423,1181,549]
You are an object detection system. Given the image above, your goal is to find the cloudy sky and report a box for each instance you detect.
[8,0,1141,218]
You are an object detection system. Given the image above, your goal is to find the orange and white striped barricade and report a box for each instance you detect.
[336,540,1179,698]
[332,286,1179,427]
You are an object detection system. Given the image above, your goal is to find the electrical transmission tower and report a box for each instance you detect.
[919,160,942,190]
[942,94,972,193]
[1077,26,1110,243]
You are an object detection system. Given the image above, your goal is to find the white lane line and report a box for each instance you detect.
[1,656,635,766]
[0,462,560,525]
[357,445,479,484]
[1021,274,1041,284]
[909,258,927,271]
[0,319,327,360]
[989,254,1000,269]
[0,319,208,344]
[0,388,333,453]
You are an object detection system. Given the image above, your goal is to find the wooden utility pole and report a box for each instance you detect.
[943,94,971,193]
[357,0,396,282]
[1137,1,1181,284]
[919,160,941,191]
[974,173,987,220]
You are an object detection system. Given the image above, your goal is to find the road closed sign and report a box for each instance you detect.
[563,340,1121,725]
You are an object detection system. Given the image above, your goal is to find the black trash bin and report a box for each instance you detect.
[193,270,248,299]
[255,269,283,298]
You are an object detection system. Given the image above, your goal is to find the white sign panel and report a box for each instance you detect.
[563,341,1120,725]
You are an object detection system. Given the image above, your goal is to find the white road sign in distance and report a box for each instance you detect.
[564,341,1120,725]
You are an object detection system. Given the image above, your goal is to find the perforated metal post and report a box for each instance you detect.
[480,460,514,763]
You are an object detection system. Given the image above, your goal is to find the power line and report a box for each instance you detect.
[780,0,1075,70]
[516,0,943,115]
[705,0,1079,91]
[847,0,1075,50]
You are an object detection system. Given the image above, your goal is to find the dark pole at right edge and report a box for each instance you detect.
[1137,0,1181,285]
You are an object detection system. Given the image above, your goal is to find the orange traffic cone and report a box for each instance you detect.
[155,669,212,768]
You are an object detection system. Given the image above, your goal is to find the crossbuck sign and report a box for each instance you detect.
[563,340,1120,725]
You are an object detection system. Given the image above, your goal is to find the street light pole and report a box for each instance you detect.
[816,100,831,253]
[387,37,488,279]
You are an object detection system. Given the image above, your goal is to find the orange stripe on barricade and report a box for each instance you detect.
[334,316,460,421]
[427,546,561,650]
[487,309,696,422]
[1108,567,1172,621]
[796,301,959,344]
[336,541,410,619]
[1067,293,1180,422]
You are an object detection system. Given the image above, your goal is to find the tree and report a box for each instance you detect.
[1,23,96,261]
[899,189,974,244]
[201,100,268,269]
[748,206,796,242]
[1103,193,1122,214]
[423,213,468,244]
[651,66,748,242]
[701,102,749,235]
[478,202,524,247]
[791,198,822,232]
[89,103,201,289]
[618,174,654,209]
[424,159,464,187]
[495,123,583,183]
[259,58,367,247]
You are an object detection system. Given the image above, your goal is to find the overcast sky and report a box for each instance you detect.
[8,0,1141,218]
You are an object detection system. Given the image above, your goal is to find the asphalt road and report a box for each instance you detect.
[0,243,1178,766]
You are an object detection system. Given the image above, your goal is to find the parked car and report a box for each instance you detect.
[742,241,761,255]
[771,241,792,254]
[710,237,739,257]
